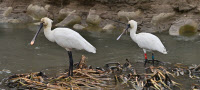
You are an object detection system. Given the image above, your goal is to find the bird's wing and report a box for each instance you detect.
[135,33,167,54]
[53,28,96,53]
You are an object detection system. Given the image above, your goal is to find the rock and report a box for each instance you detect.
[95,0,150,4]
[7,19,20,23]
[151,5,174,13]
[117,10,141,21]
[33,22,41,25]
[3,7,12,17]
[197,7,200,12]
[44,0,69,5]
[126,0,138,4]
[16,13,33,23]
[44,4,51,11]
[56,12,81,27]
[151,12,175,25]
[173,2,196,12]
[169,19,198,36]
[198,23,200,31]
[44,4,54,19]
[102,24,115,33]
[140,23,157,33]
[73,24,85,30]
[86,9,101,25]
[179,5,196,12]
[27,4,47,20]
[58,8,75,21]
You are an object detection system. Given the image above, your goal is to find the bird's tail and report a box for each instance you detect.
[161,47,167,54]
[85,44,96,53]
[162,51,168,54]
[83,41,96,53]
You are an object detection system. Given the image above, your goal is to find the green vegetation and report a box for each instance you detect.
[179,24,197,36]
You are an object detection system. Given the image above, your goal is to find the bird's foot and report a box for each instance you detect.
[67,71,73,77]
[147,59,163,65]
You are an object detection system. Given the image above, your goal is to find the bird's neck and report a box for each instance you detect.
[130,25,138,42]
[130,25,137,36]
[44,23,55,42]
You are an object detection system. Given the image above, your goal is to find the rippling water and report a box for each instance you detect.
[0,24,199,89]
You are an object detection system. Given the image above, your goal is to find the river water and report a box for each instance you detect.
[0,24,199,89]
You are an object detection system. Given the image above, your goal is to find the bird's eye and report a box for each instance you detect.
[43,22,47,26]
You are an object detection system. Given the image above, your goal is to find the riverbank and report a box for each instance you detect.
[0,0,200,35]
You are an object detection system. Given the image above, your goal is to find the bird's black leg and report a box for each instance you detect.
[67,51,71,76]
[70,52,73,76]
[152,53,155,66]
[68,51,73,76]
[144,59,148,66]
[144,53,148,66]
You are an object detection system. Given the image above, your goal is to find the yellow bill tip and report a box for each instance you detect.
[30,41,34,45]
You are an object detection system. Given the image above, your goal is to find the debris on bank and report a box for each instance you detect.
[6,55,200,89]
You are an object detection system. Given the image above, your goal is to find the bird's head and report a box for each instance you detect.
[117,20,137,40]
[41,17,53,27]
[128,20,137,29]
[30,17,53,45]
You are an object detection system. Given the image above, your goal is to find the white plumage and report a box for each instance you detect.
[30,17,96,76]
[132,33,167,54]
[35,17,96,53]
[52,28,96,53]
[117,20,167,65]
[128,20,167,54]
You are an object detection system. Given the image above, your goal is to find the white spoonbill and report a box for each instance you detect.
[30,17,96,76]
[117,20,167,66]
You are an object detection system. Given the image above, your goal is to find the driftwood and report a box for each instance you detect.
[6,55,199,89]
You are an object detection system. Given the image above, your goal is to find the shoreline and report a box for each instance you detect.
[0,0,199,35]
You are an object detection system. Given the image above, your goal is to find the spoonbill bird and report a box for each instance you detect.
[117,20,167,66]
[30,17,96,76]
